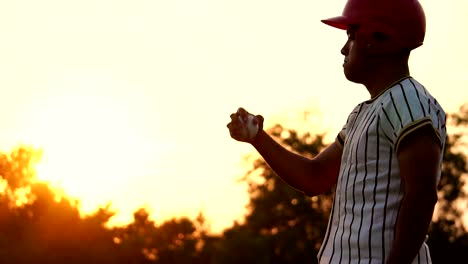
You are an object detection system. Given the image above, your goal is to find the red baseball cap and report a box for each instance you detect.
[321,0,426,49]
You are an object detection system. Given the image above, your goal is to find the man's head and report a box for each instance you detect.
[322,0,425,84]
[322,0,426,53]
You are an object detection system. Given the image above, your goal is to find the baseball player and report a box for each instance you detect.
[227,0,446,263]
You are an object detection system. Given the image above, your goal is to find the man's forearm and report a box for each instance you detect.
[251,130,338,196]
[386,191,437,264]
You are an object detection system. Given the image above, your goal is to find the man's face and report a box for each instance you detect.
[341,27,371,84]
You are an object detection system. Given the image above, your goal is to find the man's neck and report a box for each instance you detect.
[364,63,410,99]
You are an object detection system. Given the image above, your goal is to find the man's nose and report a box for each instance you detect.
[341,41,349,56]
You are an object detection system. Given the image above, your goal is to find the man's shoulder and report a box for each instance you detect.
[378,77,437,109]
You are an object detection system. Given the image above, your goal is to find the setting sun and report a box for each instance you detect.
[27,92,158,214]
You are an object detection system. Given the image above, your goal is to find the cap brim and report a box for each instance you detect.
[321,16,351,30]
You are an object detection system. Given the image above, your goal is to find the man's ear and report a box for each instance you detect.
[364,31,405,55]
[372,32,389,42]
[355,30,381,53]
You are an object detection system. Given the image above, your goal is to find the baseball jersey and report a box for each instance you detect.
[317,77,446,264]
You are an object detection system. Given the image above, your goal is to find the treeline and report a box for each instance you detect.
[1,106,467,263]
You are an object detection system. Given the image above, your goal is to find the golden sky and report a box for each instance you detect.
[0,0,467,233]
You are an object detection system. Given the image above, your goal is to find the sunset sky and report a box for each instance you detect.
[0,0,467,233]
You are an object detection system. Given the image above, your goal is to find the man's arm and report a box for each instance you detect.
[227,108,342,196]
[387,125,442,264]
[252,130,342,196]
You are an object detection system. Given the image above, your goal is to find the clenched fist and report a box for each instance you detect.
[227,107,263,143]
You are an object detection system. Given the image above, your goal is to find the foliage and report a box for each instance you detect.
[112,208,203,263]
[427,104,468,263]
[0,147,207,264]
[0,147,118,263]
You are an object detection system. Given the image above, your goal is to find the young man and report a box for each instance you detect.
[227,0,446,263]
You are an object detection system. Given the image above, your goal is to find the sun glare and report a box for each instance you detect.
[29,94,154,214]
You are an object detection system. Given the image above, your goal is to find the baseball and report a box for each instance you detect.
[238,114,259,140]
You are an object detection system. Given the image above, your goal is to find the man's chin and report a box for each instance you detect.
[344,72,364,85]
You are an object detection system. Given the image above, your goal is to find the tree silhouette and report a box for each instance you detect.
[0,147,119,263]
[112,208,204,263]
[427,104,468,263]
[0,147,207,264]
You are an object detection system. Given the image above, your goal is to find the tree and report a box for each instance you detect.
[0,147,119,263]
[0,147,207,264]
[427,104,468,263]
[113,208,203,264]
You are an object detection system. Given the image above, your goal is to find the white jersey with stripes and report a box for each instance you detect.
[317,77,446,264]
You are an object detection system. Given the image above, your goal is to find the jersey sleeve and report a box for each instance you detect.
[378,80,446,153]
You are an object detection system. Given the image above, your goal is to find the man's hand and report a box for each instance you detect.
[227,107,264,144]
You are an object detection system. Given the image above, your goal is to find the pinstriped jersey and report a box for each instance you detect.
[317,77,446,264]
